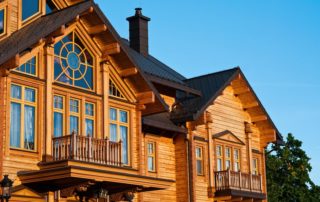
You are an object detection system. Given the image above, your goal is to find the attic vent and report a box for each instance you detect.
[109,79,124,99]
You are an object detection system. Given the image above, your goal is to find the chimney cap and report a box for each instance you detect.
[127,7,150,21]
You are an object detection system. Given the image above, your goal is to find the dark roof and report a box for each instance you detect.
[0,1,92,66]
[142,112,187,134]
[124,42,186,84]
[171,68,240,121]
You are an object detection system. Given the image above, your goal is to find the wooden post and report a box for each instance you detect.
[72,131,77,160]
[245,122,253,190]
[119,140,122,166]
[227,168,231,188]
[186,121,196,202]
[43,45,54,162]
[206,111,214,197]
[239,171,242,190]
[101,62,110,138]
[88,136,92,161]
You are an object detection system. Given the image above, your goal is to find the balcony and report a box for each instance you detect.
[52,133,122,166]
[214,170,266,200]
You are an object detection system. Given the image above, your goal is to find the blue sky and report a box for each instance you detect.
[96,0,320,184]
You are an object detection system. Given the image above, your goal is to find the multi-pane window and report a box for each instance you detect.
[0,8,5,35]
[21,0,40,22]
[85,102,95,137]
[109,108,129,165]
[69,99,80,133]
[109,79,124,99]
[225,147,231,170]
[53,95,64,137]
[15,56,37,76]
[147,142,156,172]
[216,145,241,172]
[54,32,94,90]
[216,145,223,171]
[234,149,240,171]
[10,84,37,151]
[252,158,259,175]
[196,147,204,175]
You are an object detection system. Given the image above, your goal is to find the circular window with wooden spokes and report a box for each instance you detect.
[54,31,94,90]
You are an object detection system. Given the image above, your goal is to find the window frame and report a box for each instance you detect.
[14,55,38,77]
[53,95,65,137]
[0,4,6,37]
[147,141,156,173]
[109,107,130,165]
[69,98,80,134]
[9,83,37,151]
[20,0,41,24]
[85,102,95,137]
[196,146,204,176]
[252,155,260,175]
[215,143,242,172]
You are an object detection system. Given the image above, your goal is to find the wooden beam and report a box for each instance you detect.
[101,43,121,60]
[137,91,155,105]
[119,68,138,78]
[233,86,250,95]
[50,25,65,38]
[80,6,94,17]
[243,101,259,109]
[87,24,107,36]
[261,129,276,136]
[0,54,20,70]
[251,115,267,122]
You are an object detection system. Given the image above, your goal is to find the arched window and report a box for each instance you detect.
[54,31,94,90]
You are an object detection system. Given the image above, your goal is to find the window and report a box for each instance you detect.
[0,8,5,35]
[85,102,95,137]
[147,142,156,172]
[225,147,231,170]
[53,95,64,137]
[10,84,37,151]
[216,145,223,171]
[196,147,204,175]
[252,158,259,175]
[109,108,129,165]
[109,79,124,99]
[54,31,94,90]
[46,0,57,14]
[69,99,80,133]
[21,0,40,22]
[15,56,37,76]
[216,145,241,171]
[234,149,240,171]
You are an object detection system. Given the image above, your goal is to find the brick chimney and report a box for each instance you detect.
[127,8,150,56]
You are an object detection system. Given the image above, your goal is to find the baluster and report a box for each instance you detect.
[88,136,92,162]
[227,168,231,189]
[239,171,242,190]
[119,140,122,166]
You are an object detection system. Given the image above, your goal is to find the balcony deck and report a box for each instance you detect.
[214,170,266,200]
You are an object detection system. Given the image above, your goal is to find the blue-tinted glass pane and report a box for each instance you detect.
[54,96,63,109]
[25,63,30,74]
[148,156,154,171]
[109,124,117,142]
[85,103,94,116]
[25,88,35,102]
[120,126,128,164]
[24,105,35,150]
[70,99,79,112]
[11,84,22,99]
[54,112,63,137]
[54,57,63,79]
[62,34,72,44]
[54,42,63,55]
[10,103,21,148]
[46,0,57,14]
[22,0,39,21]
[109,108,117,120]
[69,116,78,133]
[120,111,128,123]
[84,66,93,89]
[85,119,94,137]
[0,9,4,34]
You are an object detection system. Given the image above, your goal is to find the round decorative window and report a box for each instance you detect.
[54,32,94,90]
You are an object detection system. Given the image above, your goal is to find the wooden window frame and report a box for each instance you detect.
[19,0,42,25]
[196,146,204,176]
[9,83,37,152]
[53,95,65,137]
[109,78,125,99]
[215,143,242,172]
[252,155,260,175]
[109,107,130,166]
[147,141,156,173]
[84,102,95,137]
[0,4,7,38]
[69,98,80,134]
[14,55,38,77]
[233,148,241,172]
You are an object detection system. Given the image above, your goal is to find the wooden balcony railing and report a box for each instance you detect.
[52,132,122,166]
[214,169,263,193]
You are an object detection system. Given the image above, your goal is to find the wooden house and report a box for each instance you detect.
[0,0,282,201]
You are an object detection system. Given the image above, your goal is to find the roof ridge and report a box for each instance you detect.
[185,67,240,82]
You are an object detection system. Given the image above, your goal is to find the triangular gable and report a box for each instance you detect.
[212,130,245,145]
[12,185,44,201]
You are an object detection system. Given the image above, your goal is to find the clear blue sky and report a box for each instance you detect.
[96,0,320,184]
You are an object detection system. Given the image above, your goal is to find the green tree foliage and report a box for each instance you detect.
[266,133,320,201]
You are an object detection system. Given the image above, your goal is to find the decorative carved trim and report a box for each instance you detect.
[212,130,245,145]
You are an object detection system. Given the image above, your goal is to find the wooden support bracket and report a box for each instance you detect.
[0,54,20,71]
[234,86,250,95]
[243,101,259,109]
[119,67,138,78]
[101,43,121,60]
[87,24,107,36]
[251,115,267,122]
[137,91,155,105]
